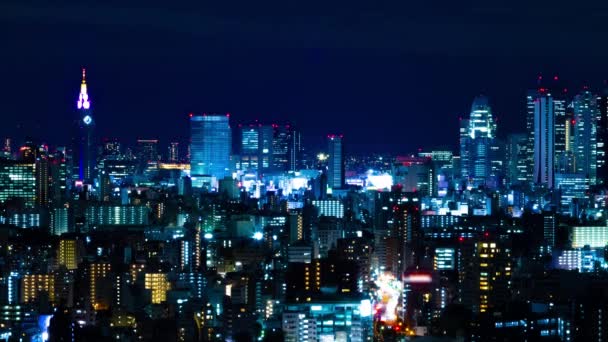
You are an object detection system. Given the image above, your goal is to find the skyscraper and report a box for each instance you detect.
[327,134,344,190]
[506,133,528,185]
[269,124,302,172]
[168,142,179,162]
[136,139,159,176]
[289,128,302,171]
[240,123,273,175]
[271,124,290,172]
[524,90,536,184]
[72,68,96,182]
[553,95,568,171]
[533,89,556,188]
[460,96,497,188]
[573,89,599,184]
[190,113,232,187]
[597,88,608,184]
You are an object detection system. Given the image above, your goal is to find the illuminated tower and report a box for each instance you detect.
[190,113,232,187]
[72,68,96,182]
[533,89,556,188]
[327,134,344,190]
[460,96,497,188]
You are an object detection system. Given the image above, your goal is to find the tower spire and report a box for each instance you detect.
[77,67,90,110]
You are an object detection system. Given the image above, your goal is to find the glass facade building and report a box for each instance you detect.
[0,161,36,208]
[327,135,344,190]
[572,226,608,248]
[460,96,498,188]
[533,92,556,188]
[573,90,599,184]
[190,114,232,187]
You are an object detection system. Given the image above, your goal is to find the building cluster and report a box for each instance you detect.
[2,71,608,342]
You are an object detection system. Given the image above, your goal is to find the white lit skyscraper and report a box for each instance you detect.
[460,96,497,188]
[190,114,232,187]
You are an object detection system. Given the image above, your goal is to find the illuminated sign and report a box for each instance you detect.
[403,273,432,284]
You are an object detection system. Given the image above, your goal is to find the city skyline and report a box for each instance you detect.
[3,66,608,155]
[4,3,608,341]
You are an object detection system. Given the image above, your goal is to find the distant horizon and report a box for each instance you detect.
[4,1,608,153]
[4,71,607,157]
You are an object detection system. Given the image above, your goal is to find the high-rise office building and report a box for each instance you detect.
[459,117,471,185]
[553,95,568,171]
[190,113,232,187]
[573,90,599,184]
[49,153,68,207]
[524,90,537,183]
[168,142,179,162]
[289,128,302,171]
[0,160,36,208]
[272,124,290,172]
[240,124,273,175]
[136,139,159,177]
[506,134,528,185]
[597,89,608,185]
[460,96,498,188]
[72,68,96,182]
[271,124,301,172]
[556,105,576,174]
[533,89,556,188]
[327,134,344,190]
[35,156,49,208]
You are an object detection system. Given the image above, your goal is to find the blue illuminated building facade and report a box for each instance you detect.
[190,114,232,187]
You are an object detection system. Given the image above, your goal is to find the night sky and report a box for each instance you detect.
[3,0,608,153]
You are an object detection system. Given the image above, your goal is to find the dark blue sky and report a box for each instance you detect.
[2,0,608,153]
